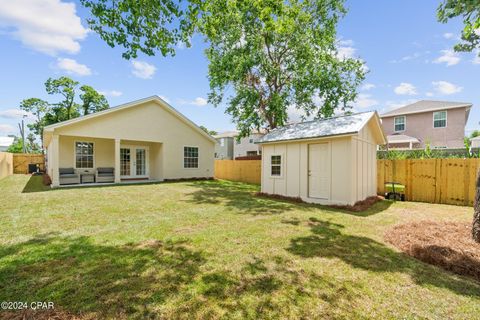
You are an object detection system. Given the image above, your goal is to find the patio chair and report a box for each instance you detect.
[59,168,80,185]
[96,167,115,183]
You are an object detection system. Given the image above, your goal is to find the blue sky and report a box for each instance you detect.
[0,0,478,137]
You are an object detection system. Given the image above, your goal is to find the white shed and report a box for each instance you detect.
[257,111,386,206]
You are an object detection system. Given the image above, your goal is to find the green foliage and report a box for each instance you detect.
[199,125,218,136]
[6,134,41,154]
[79,85,109,115]
[438,0,480,56]
[470,130,480,138]
[18,77,109,152]
[80,0,195,59]
[80,0,365,137]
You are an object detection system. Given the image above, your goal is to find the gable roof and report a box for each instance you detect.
[257,111,385,144]
[43,96,216,143]
[381,100,472,117]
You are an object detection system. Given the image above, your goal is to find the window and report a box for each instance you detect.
[247,151,257,156]
[220,138,225,147]
[249,138,254,143]
[394,116,405,132]
[433,111,447,128]
[184,146,199,168]
[271,155,281,176]
[75,142,94,168]
[236,139,241,145]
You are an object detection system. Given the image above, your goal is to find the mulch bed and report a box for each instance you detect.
[329,196,383,212]
[385,220,480,281]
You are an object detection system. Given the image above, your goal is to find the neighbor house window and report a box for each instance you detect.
[184,146,199,168]
[433,111,447,128]
[394,116,405,132]
[271,155,281,176]
[247,151,257,156]
[249,138,254,143]
[75,142,94,168]
[220,138,225,147]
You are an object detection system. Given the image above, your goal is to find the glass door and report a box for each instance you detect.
[120,148,131,177]
[135,148,146,176]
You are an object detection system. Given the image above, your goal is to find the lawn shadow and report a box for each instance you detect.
[321,199,394,217]
[0,234,205,319]
[287,218,480,297]
[184,180,312,215]
[21,175,51,193]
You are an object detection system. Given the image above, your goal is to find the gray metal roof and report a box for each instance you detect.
[381,100,471,117]
[257,111,375,144]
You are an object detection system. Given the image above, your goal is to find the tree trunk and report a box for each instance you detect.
[473,170,480,243]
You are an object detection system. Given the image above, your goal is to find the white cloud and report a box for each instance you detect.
[99,90,123,97]
[0,0,88,55]
[0,124,15,135]
[394,82,417,95]
[425,92,434,97]
[432,81,463,95]
[337,46,356,60]
[361,83,376,91]
[433,49,460,66]
[354,93,378,109]
[0,109,33,119]
[473,51,480,65]
[381,99,416,113]
[178,97,208,106]
[55,58,91,76]
[131,60,156,79]
[443,32,455,39]
[287,105,310,123]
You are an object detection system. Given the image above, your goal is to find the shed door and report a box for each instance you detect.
[308,143,331,199]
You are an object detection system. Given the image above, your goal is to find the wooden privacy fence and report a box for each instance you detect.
[214,160,261,184]
[13,153,45,174]
[377,159,480,206]
[0,152,13,180]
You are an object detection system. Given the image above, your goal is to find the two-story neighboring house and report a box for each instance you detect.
[380,100,472,149]
[213,131,236,159]
[233,132,265,158]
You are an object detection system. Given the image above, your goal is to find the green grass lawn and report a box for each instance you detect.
[0,175,479,319]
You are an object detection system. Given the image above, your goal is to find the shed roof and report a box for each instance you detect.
[257,111,383,144]
[381,100,471,117]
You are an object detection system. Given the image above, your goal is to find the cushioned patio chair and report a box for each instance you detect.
[59,168,80,185]
[96,167,115,183]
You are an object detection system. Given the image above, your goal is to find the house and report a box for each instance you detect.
[257,111,386,206]
[0,136,14,152]
[380,100,472,149]
[213,131,236,159]
[43,96,216,187]
[234,132,264,158]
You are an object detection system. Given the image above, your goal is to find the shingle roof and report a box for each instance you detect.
[257,111,376,144]
[381,100,471,117]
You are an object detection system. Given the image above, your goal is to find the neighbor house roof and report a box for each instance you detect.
[470,136,480,141]
[386,134,419,144]
[0,136,14,147]
[43,96,217,145]
[381,100,472,118]
[213,131,238,139]
[257,111,385,144]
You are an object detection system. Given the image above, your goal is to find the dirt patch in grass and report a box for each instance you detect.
[255,192,304,203]
[330,196,383,212]
[385,220,480,282]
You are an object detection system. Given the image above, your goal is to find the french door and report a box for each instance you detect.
[120,146,149,179]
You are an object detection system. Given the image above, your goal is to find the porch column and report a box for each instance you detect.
[409,141,413,150]
[51,135,60,187]
[114,138,121,183]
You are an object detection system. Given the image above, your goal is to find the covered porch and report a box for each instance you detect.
[47,135,163,187]
[386,134,420,150]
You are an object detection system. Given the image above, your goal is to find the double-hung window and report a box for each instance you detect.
[75,142,94,168]
[184,146,199,168]
[271,155,281,176]
[433,111,447,128]
[394,116,405,132]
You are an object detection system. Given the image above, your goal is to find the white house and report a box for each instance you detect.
[43,96,216,187]
[257,111,386,206]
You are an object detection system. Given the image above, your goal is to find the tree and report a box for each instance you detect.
[200,0,365,136]
[438,0,480,56]
[471,130,480,139]
[6,136,24,153]
[45,77,80,121]
[199,125,218,136]
[81,0,365,137]
[25,133,41,153]
[19,98,49,150]
[79,85,109,115]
